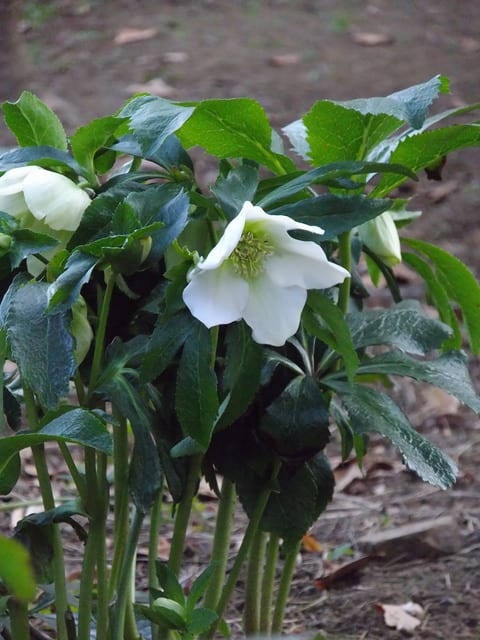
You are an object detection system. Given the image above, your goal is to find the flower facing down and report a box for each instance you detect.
[358,211,402,267]
[0,165,91,233]
[183,201,349,346]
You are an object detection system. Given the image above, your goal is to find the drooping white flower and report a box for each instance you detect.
[358,210,402,267]
[0,165,90,232]
[183,201,349,346]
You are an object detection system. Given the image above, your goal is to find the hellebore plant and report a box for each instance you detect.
[0,76,479,640]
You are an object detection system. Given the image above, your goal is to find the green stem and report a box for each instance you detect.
[58,441,87,504]
[244,529,267,635]
[168,453,203,576]
[94,452,109,639]
[271,539,302,634]
[111,508,144,640]
[8,598,30,640]
[259,532,280,634]
[148,489,164,640]
[207,459,282,639]
[202,478,236,612]
[337,230,352,315]
[88,268,116,393]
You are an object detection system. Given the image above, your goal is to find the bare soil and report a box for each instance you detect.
[1,1,480,639]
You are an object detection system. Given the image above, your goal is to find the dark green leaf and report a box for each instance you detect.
[156,561,185,605]
[5,278,75,409]
[260,376,330,457]
[150,597,186,629]
[347,301,452,354]
[0,145,83,176]
[2,91,67,150]
[211,162,259,220]
[403,238,480,355]
[186,608,218,635]
[177,98,294,174]
[175,323,219,449]
[13,519,54,584]
[327,381,457,488]
[270,194,392,240]
[9,228,58,269]
[0,535,36,601]
[356,350,480,413]
[186,565,216,612]
[0,452,20,495]
[47,251,97,313]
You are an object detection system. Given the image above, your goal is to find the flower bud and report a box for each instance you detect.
[0,233,12,257]
[358,211,402,267]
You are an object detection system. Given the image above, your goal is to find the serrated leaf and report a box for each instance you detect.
[175,322,219,449]
[327,381,457,488]
[9,228,59,270]
[304,291,359,382]
[187,608,218,635]
[270,194,392,239]
[0,535,36,601]
[186,565,216,611]
[47,251,97,313]
[2,91,67,150]
[403,238,480,355]
[347,301,452,354]
[356,350,480,413]
[177,98,294,174]
[5,277,75,409]
[211,162,259,220]
[156,562,185,606]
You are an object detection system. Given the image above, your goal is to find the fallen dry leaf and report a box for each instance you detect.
[375,601,424,632]
[269,53,301,67]
[301,532,322,553]
[315,554,380,589]
[162,51,189,64]
[114,27,158,45]
[352,32,394,46]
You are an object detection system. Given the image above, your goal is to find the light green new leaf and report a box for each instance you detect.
[2,91,68,150]
[0,535,36,602]
[327,381,457,489]
[177,98,294,174]
[356,350,480,414]
[403,238,480,355]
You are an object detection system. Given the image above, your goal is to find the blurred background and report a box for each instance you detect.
[1,0,479,266]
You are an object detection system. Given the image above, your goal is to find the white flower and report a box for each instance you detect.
[183,201,349,346]
[0,165,90,232]
[358,210,402,267]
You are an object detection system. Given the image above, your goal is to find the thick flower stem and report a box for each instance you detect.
[271,539,302,634]
[244,529,267,635]
[207,459,282,639]
[259,532,280,634]
[88,268,116,393]
[337,230,352,315]
[168,453,203,576]
[148,488,164,640]
[202,477,236,612]
[7,598,30,640]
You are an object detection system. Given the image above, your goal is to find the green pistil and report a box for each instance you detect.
[230,231,273,280]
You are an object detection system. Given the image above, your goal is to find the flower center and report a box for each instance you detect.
[230,230,274,280]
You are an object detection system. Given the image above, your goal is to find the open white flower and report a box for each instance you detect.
[183,201,349,346]
[0,165,90,232]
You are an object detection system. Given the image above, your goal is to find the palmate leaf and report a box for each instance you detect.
[2,91,68,150]
[177,98,295,174]
[326,381,457,489]
[403,238,480,355]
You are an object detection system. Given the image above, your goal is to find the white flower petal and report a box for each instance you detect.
[198,207,246,271]
[183,262,249,327]
[266,244,349,289]
[0,166,41,195]
[242,274,307,346]
[242,200,325,237]
[0,192,29,217]
[23,168,90,231]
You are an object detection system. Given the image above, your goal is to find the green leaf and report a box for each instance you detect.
[402,251,462,350]
[13,519,54,584]
[9,228,59,270]
[327,381,457,488]
[259,376,330,457]
[211,162,259,220]
[347,301,452,354]
[150,597,186,629]
[0,452,20,495]
[175,322,219,449]
[2,91,67,150]
[185,565,216,612]
[270,194,392,240]
[0,145,83,176]
[403,238,480,355]
[186,608,218,636]
[0,535,36,602]
[119,95,194,159]
[371,124,480,197]
[215,323,263,431]
[355,350,480,414]
[5,277,75,409]
[256,161,417,209]
[304,291,359,382]
[177,98,294,174]
[47,251,97,313]
[70,115,128,182]
[156,561,185,606]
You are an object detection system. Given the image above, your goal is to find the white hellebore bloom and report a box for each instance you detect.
[358,211,402,267]
[0,165,90,232]
[183,201,349,346]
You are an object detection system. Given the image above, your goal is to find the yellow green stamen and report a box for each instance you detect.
[230,231,274,280]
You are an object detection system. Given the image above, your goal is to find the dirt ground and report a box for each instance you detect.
[1,1,480,639]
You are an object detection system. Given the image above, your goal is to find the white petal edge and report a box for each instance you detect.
[183,262,249,327]
[266,246,349,289]
[197,206,246,271]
